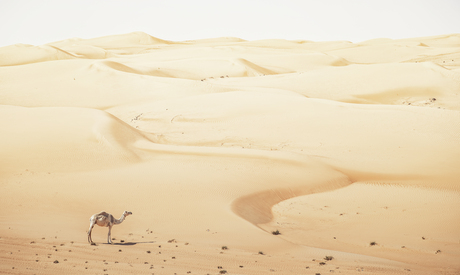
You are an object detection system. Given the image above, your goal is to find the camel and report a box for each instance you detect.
[87,210,132,245]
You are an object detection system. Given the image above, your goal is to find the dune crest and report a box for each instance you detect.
[49,31,173,48]
[232,171,351,226]
[0,106,147,175]
[0,44,78,66]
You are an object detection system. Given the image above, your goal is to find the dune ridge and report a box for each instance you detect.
[1,32,459,274]
[0,106,147,176]
[232,172,351,226]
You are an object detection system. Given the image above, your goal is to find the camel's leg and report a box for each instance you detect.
[107,225,113,244]
[87,221,95,244]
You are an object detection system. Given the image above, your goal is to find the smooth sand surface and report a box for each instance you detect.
[1,32,459,274]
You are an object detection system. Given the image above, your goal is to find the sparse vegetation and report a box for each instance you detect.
[219,270,228,274]
[221,246,228,250]
[324,256,334,261]
[272,230,281,235]
[258,251,264,255]
[319,262,326,266]
[370,241,377,246]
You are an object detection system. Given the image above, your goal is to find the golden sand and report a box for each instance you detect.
[1,32,459,274]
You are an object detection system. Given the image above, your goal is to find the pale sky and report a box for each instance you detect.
[1,0,459,47]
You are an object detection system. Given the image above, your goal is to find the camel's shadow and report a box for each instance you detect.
[112,241,156,246]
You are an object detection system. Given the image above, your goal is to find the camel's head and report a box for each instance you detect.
[123,211,132,216]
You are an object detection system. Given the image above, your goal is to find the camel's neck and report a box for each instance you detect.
[114,213,127,225]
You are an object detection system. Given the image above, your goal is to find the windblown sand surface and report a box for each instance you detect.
[1,32,460,274]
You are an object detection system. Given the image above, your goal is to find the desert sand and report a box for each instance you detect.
[1,32,459,274]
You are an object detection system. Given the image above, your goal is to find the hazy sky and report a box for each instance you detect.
[1,0,459,47]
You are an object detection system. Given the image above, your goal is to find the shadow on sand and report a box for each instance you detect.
[112,241,156,246]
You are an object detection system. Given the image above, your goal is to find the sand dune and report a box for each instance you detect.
[0,106,146,175]
[265,183,460,269]
[202,62,460,109]
[0,44,78,66]
[1,32,459,274]
[48,31,174,50]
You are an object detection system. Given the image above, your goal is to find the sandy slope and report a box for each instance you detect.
[1,32,460,274]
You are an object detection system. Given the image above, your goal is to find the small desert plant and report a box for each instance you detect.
[219,270,227,274]
[272,230,281,235]
[370,241,377,246]
[324,256,334,261]
[221,246,228,250]
[258,251,264,255]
